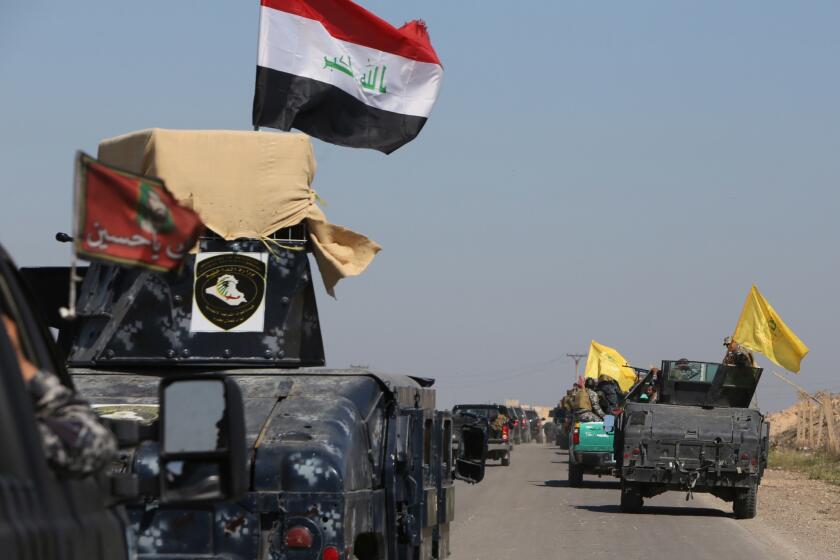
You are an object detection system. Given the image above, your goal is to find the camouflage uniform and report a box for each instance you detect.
[491,413,508,434]
[590,388,607,418]
[29,369,117,475]
[723,343,755,368]
[561,392,574,426]
[596,378,622,411]
[574,388,606,422]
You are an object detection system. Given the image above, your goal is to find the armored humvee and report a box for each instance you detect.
[25,130,487,560]
[37,235,486,560]
[615,360,768,518]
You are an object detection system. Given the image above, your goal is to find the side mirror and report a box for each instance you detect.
[603,414,616,434]
[158,375,247,504]
[454,423,488,484]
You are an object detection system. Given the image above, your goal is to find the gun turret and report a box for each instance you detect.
[24,128,381,371]
[62,228,324,367]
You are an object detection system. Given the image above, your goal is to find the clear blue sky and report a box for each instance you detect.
[2,1,838,411]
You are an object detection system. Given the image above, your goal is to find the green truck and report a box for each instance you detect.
[568,417,617,486]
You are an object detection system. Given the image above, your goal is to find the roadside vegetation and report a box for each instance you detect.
[769,448,840,487]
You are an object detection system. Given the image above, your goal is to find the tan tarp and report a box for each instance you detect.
[97,129,380,295]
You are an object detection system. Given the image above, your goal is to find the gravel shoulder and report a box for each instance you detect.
[734,467,840,560]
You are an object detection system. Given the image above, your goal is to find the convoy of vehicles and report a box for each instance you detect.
[9,227,491,560]
[8,129,492,560]
[50,237,485,560]
[553,360,768,520]
[552,361,767,518]
[0,123,774,560]
[23,230,489,560]
[0,225,776,560]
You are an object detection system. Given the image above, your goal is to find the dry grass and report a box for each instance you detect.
[769,449,840,487]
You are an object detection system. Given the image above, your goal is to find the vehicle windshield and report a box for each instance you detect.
[663,360,719,383]
[658,360,762,407]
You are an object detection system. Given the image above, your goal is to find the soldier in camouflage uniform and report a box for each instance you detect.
[722,336,756,367]
[597,374,622,412]
[562,388,576,429]
[3,315,116,475]
[490,411,509,435]
[574,378,606,423]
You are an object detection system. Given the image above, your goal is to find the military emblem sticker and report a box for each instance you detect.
[190,252,268,332]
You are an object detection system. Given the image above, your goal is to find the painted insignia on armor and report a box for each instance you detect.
[191,252,268,332]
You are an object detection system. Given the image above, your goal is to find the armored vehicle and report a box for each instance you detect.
[452,404,512,466]
[615,360,768,518]
[2,241,248,560]
[28,129,487,560]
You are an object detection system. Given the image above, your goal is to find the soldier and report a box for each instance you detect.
[642,367,661,403]
[490,410,508,434]
[562,388,577,427]
[597,374,622,411]
[574,378,606,422]
[722,336,756,367]
[2,314,117,475]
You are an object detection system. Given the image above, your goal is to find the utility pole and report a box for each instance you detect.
[566,353,586,385]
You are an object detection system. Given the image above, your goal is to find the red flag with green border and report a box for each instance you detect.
[73,152,204,271]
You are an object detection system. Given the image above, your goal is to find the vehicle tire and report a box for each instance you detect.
[501,453,510,467]
[568,461,583,487]
[558,435,569,450]
[733,483,758,519]
[620,483,644,513]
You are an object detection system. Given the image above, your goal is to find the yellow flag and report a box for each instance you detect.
[583,340,638,392]
[732,285,809,373]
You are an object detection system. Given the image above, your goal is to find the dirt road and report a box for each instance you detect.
[449,444,798,560]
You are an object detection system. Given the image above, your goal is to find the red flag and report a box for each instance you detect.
[73,152,204,271]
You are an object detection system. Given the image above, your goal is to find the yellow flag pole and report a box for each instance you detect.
[771,371,820,404]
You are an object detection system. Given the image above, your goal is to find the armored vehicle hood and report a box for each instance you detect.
[73,368,435,492]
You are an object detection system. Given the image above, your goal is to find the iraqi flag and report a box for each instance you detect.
[252,0,443,154]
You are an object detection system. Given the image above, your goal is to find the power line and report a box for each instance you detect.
[436,356,566,386]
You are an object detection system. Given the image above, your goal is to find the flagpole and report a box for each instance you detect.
[771,370,820,404]
[252,1,262,133]
[59,153,84,320]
